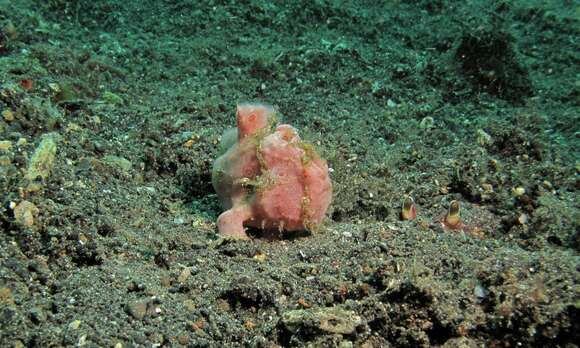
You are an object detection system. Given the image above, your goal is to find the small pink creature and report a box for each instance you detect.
[212,103,332,239]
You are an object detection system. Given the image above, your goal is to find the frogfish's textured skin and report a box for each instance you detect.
[212,103,332,239]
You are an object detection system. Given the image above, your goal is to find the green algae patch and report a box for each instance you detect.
[25,133,58,182]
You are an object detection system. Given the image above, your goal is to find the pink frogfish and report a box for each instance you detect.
[212,103,332,239]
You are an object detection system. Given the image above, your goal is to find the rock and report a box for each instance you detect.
[282,306,362,335]
[177,268,191,283]
[13,200,39,227]
[126,300,148,320]
[25,133,58,182]
[68,319,81,330]
[0,287,14,304]
[2,109,14,121]
[0,140,12,151]
[177,335,189,345]
[441,337,482,348]
[102,91,124,105]
[125,298,161,320]
[29,307,46,324]
[102,155,132,174]
[183,299,196,312]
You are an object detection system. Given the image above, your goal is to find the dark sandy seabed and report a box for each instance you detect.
[0,0,578,347]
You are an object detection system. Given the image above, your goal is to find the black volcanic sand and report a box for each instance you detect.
[0,1,578,347]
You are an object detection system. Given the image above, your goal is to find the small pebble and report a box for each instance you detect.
[481,183,494,193]
[512,187,526,197]
[2,109,14,121]
[183,299,196,312]
[126,301,148,320]
[177,335,189,345]
[68,319,81,330]
[13,201,39,227]
[177,268,191,283]
[474,285,489,299]
[29,307,46,324]
[0,140,12,151]
[0,287,14,304]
